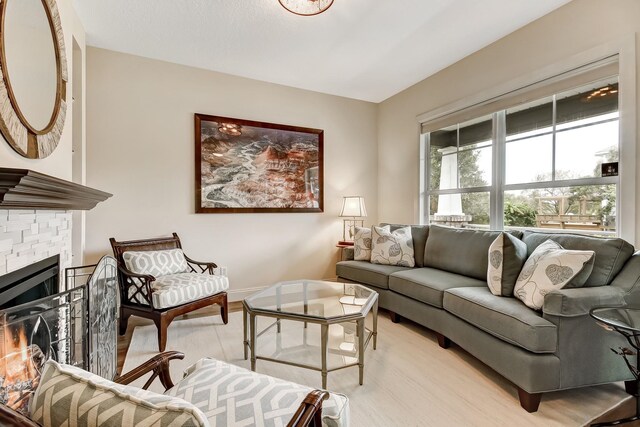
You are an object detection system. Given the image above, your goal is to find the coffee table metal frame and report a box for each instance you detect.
[242,281,378,389]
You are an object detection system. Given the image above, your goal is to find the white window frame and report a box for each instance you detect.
[417,36,637,244]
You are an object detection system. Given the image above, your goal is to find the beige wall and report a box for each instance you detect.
[84,48,378,299]
[378,0,640,243]
[0,0,85,181]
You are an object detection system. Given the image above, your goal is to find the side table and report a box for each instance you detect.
[590,307,640,426]
[336,243,353,261]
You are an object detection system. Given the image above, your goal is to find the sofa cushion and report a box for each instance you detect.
[514,240,594,310]
[336,260,411,290]
[487,232,528,296]
[521,231,634,287]
[443,287,558,353]
[381,224,429,268]
[424,226,523,281]
[371,225,415,267]
[123,248,189,277]
[388,268,486,308]
[167,358,349,427]
[30,360,209,427]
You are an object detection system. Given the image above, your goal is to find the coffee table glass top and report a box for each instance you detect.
[244,280,376,320]
[590,307,640,333]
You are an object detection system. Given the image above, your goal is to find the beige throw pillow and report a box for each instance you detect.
[353,225,389,261]
[487,232,528,296]
[513,239,595,310]
[370,225,415,267]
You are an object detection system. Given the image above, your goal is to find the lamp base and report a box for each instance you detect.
[342,219,364,243]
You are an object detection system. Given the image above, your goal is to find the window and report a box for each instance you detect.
[422,78,619,235]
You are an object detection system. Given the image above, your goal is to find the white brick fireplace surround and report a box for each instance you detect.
[0,209,72,276]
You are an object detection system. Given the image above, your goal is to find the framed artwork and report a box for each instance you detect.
[195,114,323,213]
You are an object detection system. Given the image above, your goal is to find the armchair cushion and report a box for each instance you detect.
[166,358,349,427]
[30,360,209,427]
[123,249,189,277]
[129,273,229,309]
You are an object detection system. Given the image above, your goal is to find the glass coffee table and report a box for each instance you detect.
[243,280,378,389]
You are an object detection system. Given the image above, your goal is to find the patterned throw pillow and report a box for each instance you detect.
[370,225,415,267]
[123,249,189,277]
[353,225,389,261]
[29,360,209,427]
[487,232,528,296]
[513,239,595,310]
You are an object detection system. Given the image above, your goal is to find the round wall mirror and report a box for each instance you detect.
[0,0,68,159]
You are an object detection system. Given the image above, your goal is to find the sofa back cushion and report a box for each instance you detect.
[424,226,523,281]
[30,360,209,427]
[381,224,429,268]
[521,231,634,287]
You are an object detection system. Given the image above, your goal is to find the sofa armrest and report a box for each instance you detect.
[543,286,626,318]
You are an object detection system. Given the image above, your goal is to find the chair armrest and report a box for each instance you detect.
[0,403,40,427]
[184,254,217,274]
[117,264,155,305]
[114,351,184,391]
[286,390,329,427]
[543,286,626,318]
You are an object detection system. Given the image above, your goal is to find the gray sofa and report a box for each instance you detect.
[336,224,640,412]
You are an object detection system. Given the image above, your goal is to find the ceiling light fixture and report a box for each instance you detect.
[278,0,334,16]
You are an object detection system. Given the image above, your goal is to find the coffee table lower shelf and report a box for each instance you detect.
[242,300,378,389]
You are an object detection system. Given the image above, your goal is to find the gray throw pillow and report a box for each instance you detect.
[487,232,527,296]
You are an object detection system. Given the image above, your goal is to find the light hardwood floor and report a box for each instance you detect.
[116,303,637,425]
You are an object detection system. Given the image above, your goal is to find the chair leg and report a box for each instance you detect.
[220,293,229,325]
[119,311,131,336]
[154,315,172,352]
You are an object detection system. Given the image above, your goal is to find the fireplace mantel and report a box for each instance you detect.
[0,168,111,210]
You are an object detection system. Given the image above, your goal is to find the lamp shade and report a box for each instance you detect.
[340,196,367,217]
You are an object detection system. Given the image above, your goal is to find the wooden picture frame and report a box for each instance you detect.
[195,114,323,213]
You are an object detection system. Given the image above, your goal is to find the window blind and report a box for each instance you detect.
[420,55,619,134]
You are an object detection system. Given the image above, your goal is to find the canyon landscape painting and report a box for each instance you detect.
[195,114,323,213]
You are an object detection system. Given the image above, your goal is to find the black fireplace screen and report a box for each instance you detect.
[0,256,118,414]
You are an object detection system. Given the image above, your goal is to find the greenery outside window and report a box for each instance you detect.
[422,78,619,235]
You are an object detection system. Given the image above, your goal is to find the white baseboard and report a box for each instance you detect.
[227,286,267,302]
[227,277,340,302]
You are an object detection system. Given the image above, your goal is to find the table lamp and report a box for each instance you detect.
[339,196,367,245]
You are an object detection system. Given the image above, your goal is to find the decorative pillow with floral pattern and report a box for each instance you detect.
[353,225,389,261]
[370,226,415,267]
[513,239,595,310]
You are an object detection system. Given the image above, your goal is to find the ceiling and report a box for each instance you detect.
[72,0,571,103]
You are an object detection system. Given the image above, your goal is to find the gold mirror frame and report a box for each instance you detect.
[0,0,68,159]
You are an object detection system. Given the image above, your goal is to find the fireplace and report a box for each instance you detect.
[0,255,60,310]
[0,256,118,415]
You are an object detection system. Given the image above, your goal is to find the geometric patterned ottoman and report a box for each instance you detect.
[165,358,350,427]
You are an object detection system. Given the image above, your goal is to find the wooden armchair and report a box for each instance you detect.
[110,233,228,351]
[0,352,330,427]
